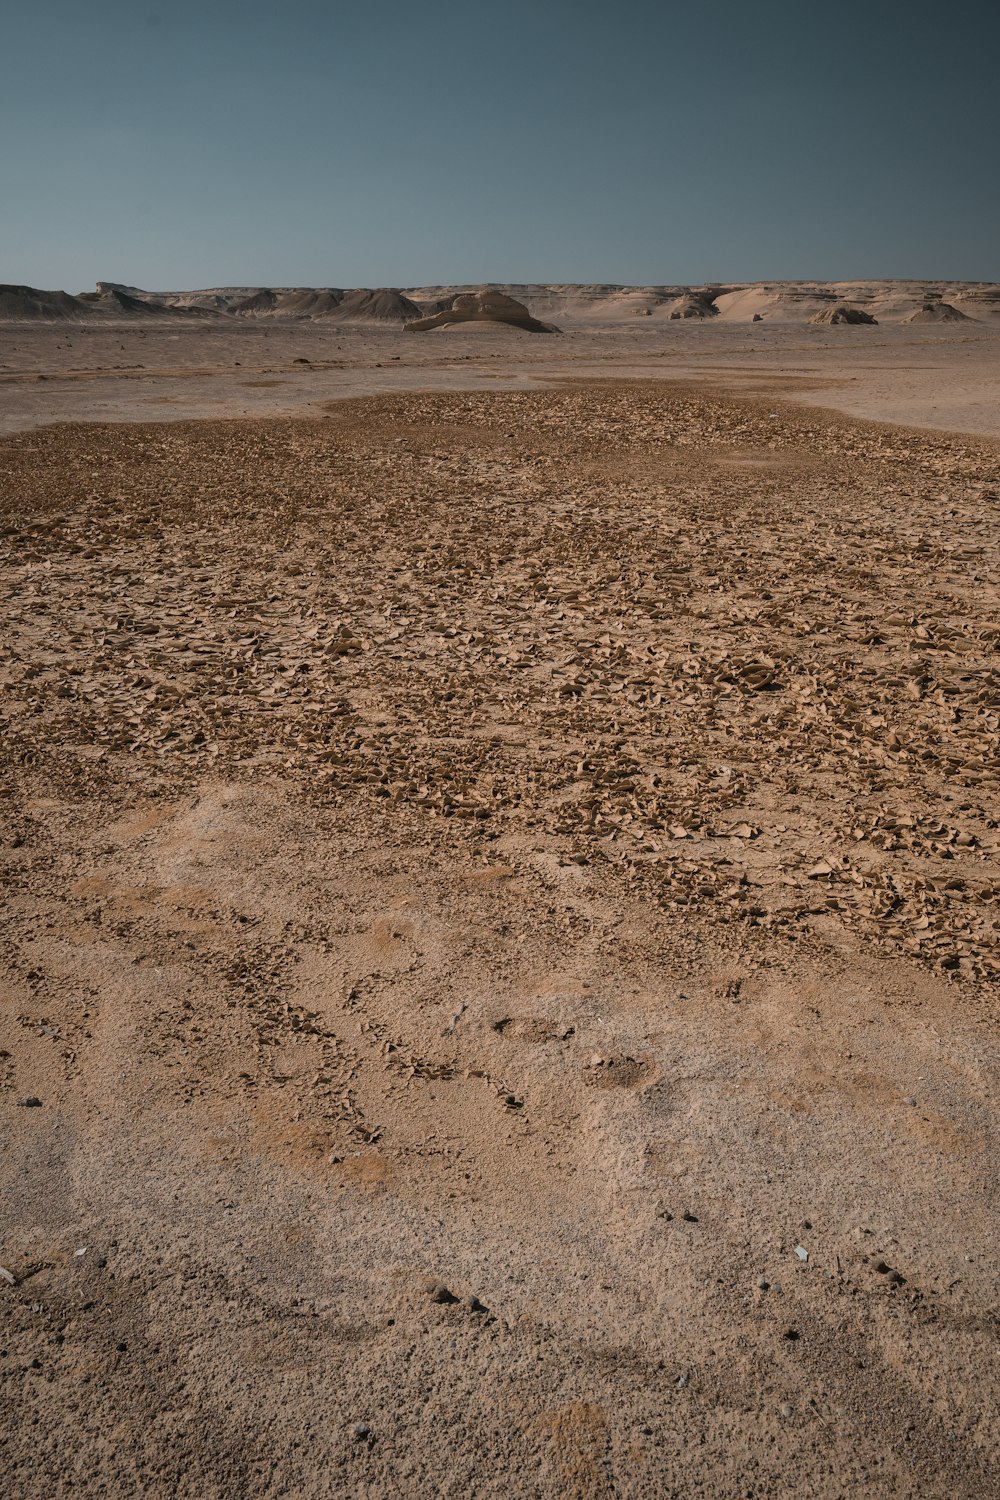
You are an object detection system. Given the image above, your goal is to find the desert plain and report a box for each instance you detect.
[1,283,999,1498]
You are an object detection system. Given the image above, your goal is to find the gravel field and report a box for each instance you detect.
[1,373,998,1497]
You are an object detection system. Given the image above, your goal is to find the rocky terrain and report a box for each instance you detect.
[1,377,998,1497]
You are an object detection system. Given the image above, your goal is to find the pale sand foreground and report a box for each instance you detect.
[0,363,998,1496]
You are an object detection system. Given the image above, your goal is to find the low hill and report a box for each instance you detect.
[405,289,559,333]
[77,288,214,319]
[905,301,972,323]
[809,303,879,325]
[334,288,423,321]
[230,289,346,317]
[0,284,87,320]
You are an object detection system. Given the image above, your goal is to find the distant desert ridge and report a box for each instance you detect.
[2,279,999,324]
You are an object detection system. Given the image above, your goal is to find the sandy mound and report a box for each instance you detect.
[906,301,972,323]
[406,289,559,333]
[810,303,878,325]
[0,284,86,321]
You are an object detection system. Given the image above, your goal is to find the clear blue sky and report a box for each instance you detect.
[4,0,998,290]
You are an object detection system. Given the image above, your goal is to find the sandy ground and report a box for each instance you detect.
[2,318,1000,437]
[1,344,998,1497]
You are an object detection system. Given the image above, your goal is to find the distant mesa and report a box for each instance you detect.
[809,303,878,325]
[905,300,971,323]
[405,289,559,333]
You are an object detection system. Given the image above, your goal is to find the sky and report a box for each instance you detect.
[3,0,998,290]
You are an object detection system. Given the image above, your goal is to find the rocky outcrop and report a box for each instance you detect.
[905,301,971,323]
[809,304,878,325]
[333,288,422,321]
[668,291,719,320]
[405,289,559,333]
[0,284,87,320]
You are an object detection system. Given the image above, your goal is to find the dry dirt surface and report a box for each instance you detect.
[1,381,998,1498]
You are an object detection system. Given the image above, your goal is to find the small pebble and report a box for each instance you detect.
[794,1245,808,1261]
[116,1341,128,1352]
[756,1277,769,1291]
[780,1403,794,1418]
[682,1211,698,1223]
[20,1097,42,1108]
[352,1422,370,1441]
[904,1097,917,1107]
